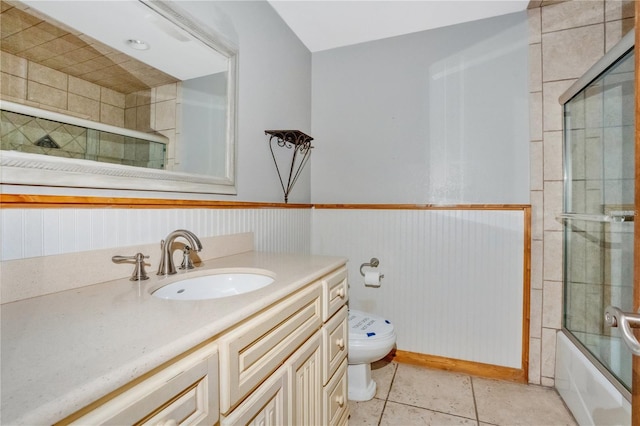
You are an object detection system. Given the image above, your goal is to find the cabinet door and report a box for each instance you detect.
[323,359,348,426]
[220,364,289,426]
[219,282,322,413]
[68,343,218,426]
[288,332,322,426]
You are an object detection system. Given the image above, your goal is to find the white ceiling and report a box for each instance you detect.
[21,0,228,80]
[268,0,530,52]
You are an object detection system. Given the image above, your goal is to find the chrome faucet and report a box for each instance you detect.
[157,229,203,276]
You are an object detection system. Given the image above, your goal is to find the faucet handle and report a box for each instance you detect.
[112,253,150,281]
[179,246,195,270]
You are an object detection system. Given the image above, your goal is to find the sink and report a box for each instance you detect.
[152,270,275,301]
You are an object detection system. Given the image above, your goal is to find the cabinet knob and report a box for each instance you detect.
[336,338,345,350]
[335,395,345,407]
[337,287,345,298]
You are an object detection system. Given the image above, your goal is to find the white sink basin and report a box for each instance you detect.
[152,271,275,301]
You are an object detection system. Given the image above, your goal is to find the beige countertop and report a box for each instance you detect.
[1,251,347,425]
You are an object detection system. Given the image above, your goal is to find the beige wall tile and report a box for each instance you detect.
[27,81,67,109]
[531,190,544,241]
[540,376,555,387]
[36,52,67,68]
[528,337,541,385]
[100,87,125,108]
[530,288,543,338]
[543,80,575,131]
[541,0,604,33]
[531,239,544,291]
[542,24,604,82]
[68,76,100,101]
[28,62,68,90]
[529,43,542,92]
[68,93,100,122]
[100,103,124,127]
[542,280,563,329]
[605,0,635,21]
[605,17,634,51]
[530,91,543,141]
[1,72,27,100]
[154,83,177,102]
[540,327,557,378]
[135,105,151,132]
[543,131,563,182]
[136,89,151,106]
[1,51,27,78]
[543,180,563,232]
[154,100,176,131]
[124,107,137,130]
[125,93,137,109]
[528,8,542,44]
[530,141,543,190]
[543,230,563,282]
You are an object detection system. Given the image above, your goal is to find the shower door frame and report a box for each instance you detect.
[633,5,640,424]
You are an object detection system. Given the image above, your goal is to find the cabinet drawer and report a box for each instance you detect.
[322,267,348,322]
[220,363,289,426]
[219,282,322,413]
[323,358,348,426]
[68,343,218,426]
[322,305,348,385]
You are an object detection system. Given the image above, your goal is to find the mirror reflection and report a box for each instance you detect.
[0,0,236,194]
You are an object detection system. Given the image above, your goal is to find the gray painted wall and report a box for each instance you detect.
[311,12,530,204]
[211,1,313,203]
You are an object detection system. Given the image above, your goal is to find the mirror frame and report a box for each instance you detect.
[0,0,238,195]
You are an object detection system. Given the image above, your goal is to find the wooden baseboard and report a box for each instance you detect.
[392,349,527,383]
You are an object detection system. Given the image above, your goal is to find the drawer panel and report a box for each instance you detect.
[219,282,322,413]
[322,267,348,322]
[323,358,348,426]
[322,305,348,385]
[220,364,289,426]
[69,343,218,425]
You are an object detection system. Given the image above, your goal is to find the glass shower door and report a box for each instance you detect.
[563,47,635,392]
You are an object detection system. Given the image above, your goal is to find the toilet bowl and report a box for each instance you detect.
[347,309,396,401]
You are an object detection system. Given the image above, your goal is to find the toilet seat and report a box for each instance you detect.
[348,309,395,341]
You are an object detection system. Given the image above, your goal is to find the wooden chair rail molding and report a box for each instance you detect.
[0,195,531,210]
[0,194,312,209]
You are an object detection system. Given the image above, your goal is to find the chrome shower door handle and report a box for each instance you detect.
[604,306,640,355]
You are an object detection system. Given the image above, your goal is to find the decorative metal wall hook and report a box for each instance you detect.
[265,130,314,203]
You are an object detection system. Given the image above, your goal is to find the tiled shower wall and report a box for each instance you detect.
[528,0,635,386]
[0,51,178,165]
[0,208,311,262]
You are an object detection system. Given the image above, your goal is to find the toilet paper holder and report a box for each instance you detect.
[360,257,384,280]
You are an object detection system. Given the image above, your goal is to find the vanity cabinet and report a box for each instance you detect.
[66,342,219,425]
[220,266,349,425]
[57,265,349,426]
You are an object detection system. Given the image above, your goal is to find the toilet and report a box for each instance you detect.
[347,309,396,401]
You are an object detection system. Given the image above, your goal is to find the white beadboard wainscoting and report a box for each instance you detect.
[0,208,311,261]
[311,207,528,370]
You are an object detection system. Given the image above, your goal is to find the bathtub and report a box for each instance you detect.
[555,331,631,425]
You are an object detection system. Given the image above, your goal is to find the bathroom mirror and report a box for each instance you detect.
[0,0,237,195]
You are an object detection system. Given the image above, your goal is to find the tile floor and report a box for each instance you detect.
[348,360,577,425]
